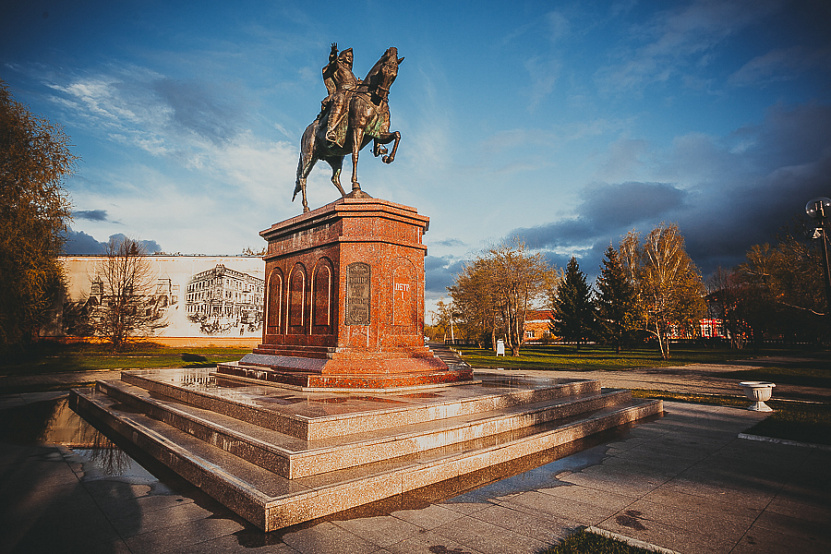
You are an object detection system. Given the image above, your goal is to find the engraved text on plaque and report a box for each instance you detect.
[345,262,371,325]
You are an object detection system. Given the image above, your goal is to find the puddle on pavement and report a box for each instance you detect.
[0,395,169,488]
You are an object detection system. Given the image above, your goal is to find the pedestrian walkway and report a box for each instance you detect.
[475,361,831,403]
[2,394,829,553]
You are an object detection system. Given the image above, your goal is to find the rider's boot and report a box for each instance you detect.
[326,102,344,145]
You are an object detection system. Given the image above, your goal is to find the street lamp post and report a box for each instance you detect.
[806,197,831,322]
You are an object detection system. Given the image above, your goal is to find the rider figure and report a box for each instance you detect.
[321,43,360,145]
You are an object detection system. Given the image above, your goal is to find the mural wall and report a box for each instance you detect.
[55,256,265,338]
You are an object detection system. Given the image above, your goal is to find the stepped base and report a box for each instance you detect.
[70,367,662,532]
[217,351,473,389]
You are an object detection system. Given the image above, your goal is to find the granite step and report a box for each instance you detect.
[119,368,602,440]
[70,384,662,531]
[94,377,633,479]
[425,343,470,367]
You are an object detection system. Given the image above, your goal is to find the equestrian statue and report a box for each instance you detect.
[293,44,404,213]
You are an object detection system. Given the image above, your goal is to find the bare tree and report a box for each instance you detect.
[450,240,556,356]
[707,267,752,349]
[735,225,828,344]
[622,224,706,359]
[91,238,166,348]
[449,256,499,348]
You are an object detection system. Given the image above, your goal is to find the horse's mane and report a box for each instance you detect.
[358,47,398,94]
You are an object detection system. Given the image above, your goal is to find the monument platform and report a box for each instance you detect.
[70,367,662,531]
[217,196,470,389]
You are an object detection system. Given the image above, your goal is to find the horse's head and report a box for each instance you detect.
[364,47,404,100]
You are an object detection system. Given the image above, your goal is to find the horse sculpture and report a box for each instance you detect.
[293,47,404,213]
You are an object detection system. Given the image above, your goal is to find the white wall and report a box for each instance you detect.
[57,256,265,338]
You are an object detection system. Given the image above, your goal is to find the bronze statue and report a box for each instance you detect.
[293,46,404,213]
[321,43,360,146]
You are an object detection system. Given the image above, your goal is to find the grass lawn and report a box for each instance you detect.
[454,344,759,371]
[0,341,251,376]
[721,360,831,388]
[541,528,651,553]
[632,390,831,446]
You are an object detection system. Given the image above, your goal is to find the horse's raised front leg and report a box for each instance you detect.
[373,131,400,164]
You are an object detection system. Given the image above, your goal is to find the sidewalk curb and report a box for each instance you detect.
[585,526,681,554]
[738,432,831,451]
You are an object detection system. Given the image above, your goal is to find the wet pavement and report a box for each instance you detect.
[2,384,831,553]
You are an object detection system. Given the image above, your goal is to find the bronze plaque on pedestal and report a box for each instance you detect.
[345,262,371,325]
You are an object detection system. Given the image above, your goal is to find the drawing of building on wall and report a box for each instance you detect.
[186,264,264,335]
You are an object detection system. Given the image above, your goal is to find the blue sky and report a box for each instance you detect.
[3,0,830,308]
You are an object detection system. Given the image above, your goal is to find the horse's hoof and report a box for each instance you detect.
[383,156,394,164]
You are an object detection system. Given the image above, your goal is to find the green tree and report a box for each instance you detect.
[550,257,594,351]
[0,81,75,352]
[595,245,638,353]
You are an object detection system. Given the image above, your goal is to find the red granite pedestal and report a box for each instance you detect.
[217,196,472,389]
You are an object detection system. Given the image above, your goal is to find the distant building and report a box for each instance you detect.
[699,318,725,339]
[186,264,264,334]
[48,256,265,340]
[524,310,554,341]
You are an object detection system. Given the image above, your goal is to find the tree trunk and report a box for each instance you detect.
[655,320,667,360]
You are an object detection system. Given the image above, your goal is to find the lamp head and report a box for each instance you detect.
[806,197,831,219]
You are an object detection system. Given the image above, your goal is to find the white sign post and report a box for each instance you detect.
[496,339,505,356]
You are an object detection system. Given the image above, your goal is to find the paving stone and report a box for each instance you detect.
[331,514,424,548]
[390,503,466,530]
[469,503,578,543]
[186,533,301,553]
[733,524,831,554]
[557,467,666,497]
[751,509,831,543]
[597,514,737,554]
[765,491,831,522]
[536,482,637,511]
[383,530,485,554]
[437,500,493,516]
[85,481,194,520]
[110,498,224,537]
[639,486,761,520]
[280,520,380,554]
[432,515,549,554]
[656,477,776,511]
[124,516,246,554]
[493,489,613,525]
[617,497,755,541]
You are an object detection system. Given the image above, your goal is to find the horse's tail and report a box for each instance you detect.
[292,156,303,201]
[294,121,316,201]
